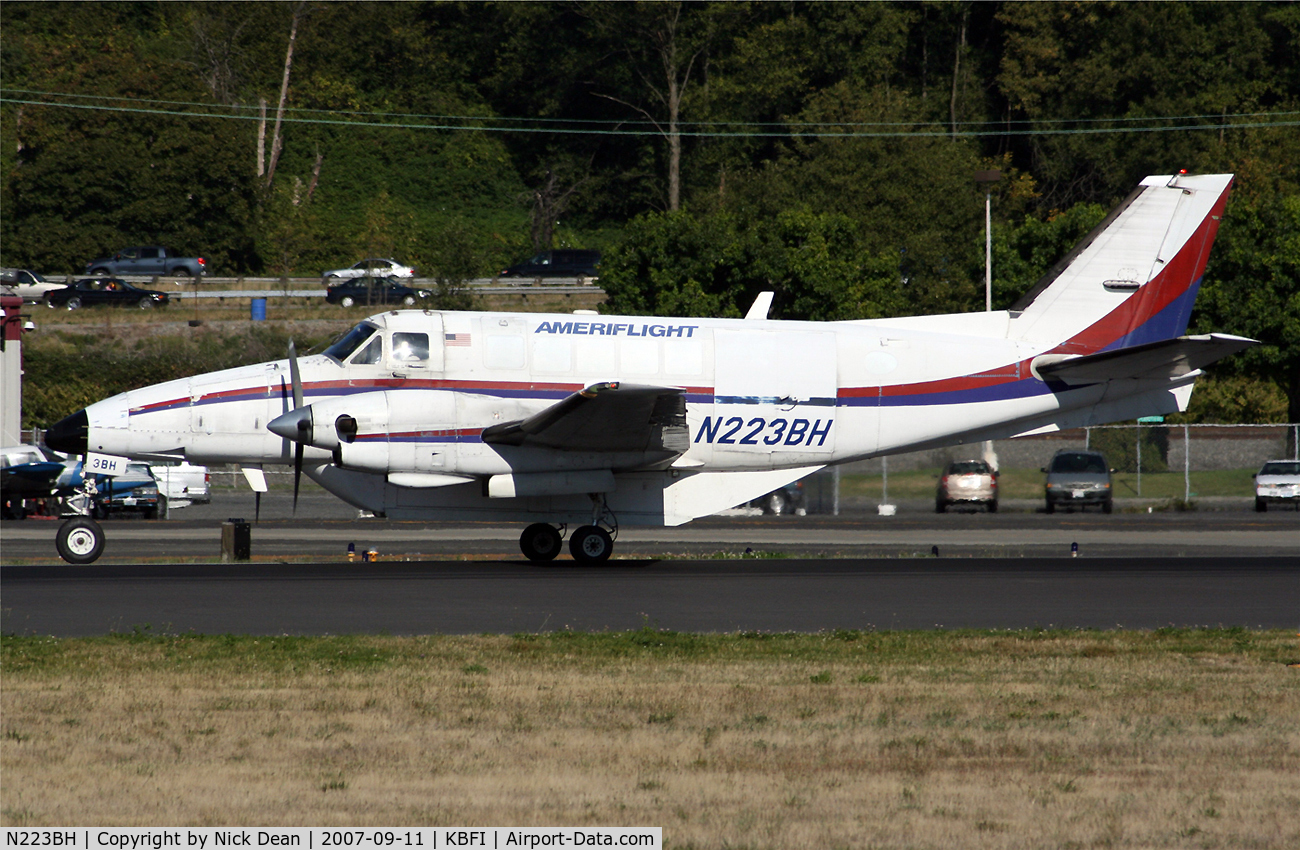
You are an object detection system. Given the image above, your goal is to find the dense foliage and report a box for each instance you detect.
[3,2,1297,420]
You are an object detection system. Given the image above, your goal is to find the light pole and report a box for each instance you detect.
[974,170,1002,472]
[974,170,1002,312]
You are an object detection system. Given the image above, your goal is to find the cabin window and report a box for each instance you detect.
[620,338,659,375]
[391,333,430,365]
[532,336,572,373]
[324,322,380,363]
[351,337,382,365]
[664,339,704,375]
[485,335,526,369]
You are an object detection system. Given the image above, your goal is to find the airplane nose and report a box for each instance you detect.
[268,407,311,442]
[45,409,88,455]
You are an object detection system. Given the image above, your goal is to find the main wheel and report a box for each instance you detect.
[520,523,563,562]
[569,525,613,563]
[56,517,105,564]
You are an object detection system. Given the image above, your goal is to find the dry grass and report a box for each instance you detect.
[3,630,1298,848]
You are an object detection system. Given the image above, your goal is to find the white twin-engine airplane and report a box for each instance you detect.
[45,173,1254,562]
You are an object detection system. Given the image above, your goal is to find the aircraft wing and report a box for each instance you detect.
[481,382,689,455]
[1035,334,1258,386]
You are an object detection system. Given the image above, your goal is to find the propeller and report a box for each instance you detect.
[288,339,305,513]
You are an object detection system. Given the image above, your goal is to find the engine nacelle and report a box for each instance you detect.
[290,390,461,475]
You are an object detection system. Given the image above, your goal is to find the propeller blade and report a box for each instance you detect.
[288,339,304,411]
[293,441,303,514]
[286,339,305,515]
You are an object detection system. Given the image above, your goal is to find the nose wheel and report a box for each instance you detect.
[56,517,105,564]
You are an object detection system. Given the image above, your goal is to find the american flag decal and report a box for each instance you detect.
[445,332,471,347]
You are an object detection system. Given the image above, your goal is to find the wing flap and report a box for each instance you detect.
[481,382,689,455]
[1034,334,1257,386]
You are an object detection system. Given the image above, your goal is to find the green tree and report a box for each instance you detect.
[1193,190,1300,429]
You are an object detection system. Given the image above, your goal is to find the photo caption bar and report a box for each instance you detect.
[3,830,662,850]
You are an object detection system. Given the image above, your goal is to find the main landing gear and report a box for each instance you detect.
[519,522,617,564]
[519,496,618,564]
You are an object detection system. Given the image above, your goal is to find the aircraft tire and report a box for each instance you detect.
[56,517,105,564]
[520,523,563,562]
[569,525,613,563]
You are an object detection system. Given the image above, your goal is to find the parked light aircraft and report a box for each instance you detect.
[45,173,1254,562]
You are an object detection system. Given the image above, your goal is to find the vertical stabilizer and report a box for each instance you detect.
[1009,173,1233,355]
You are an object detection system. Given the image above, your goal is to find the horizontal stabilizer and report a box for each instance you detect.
[481,382,689,455]
[1034,334,1257,386]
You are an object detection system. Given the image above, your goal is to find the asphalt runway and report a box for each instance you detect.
[3,558,1297,636]
[3,494,1297,636]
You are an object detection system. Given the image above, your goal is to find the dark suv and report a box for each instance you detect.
[1043,450,1114,514]
[500,249,600,280]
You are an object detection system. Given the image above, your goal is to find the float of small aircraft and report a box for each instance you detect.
[43,172,1254,563]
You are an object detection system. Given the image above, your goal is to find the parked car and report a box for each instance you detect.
[500,249,600,280]
[149,461,211,505]
[1043,449,1114,514]
[1,268,63,303]
[322,258,415,281]
[45,277,169,310]
[1252,459,1300,512]
[91,462,162,519]
[84,246,206,277]
[325,276,432,308]
[749,480,806,515]
[936,459,998,512]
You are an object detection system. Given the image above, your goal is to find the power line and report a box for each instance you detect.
[3,92,1298,139]
[6,87,1298,130]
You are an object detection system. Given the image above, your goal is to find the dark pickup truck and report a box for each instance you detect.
[85,246,207,277]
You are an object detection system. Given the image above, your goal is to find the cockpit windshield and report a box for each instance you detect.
[324,322,380,364]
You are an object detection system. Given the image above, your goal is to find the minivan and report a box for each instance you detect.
[1042,449,1114,514]
[500,249,600,280]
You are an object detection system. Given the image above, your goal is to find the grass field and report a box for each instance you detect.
[3,630,1298,847]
